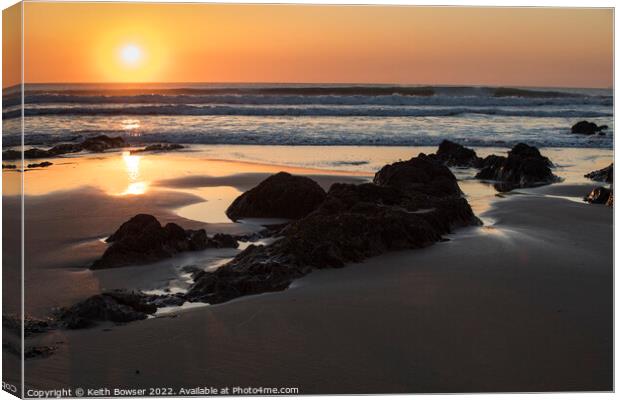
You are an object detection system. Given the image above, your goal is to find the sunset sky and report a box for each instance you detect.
[3,3,614,88]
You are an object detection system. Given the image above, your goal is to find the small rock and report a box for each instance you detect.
[585,163,613,183]
[27,161,53,168]
[584,186,612,205]
[571,120,608,135]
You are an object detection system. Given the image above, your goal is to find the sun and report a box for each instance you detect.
[119,44,142,67]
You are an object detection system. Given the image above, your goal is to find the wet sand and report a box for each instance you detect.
[3,146,613,393]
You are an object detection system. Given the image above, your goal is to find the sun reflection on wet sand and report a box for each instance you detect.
[120,151,149,195]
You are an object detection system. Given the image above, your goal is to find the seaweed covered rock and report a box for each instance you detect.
[226,172,327,221]
[56,290,157,329]
[475,143,558,190]
[434,140,482,168]
[92,214,238,269]
[187,157,479,305]
[584,186,613,205]
[585,163,613,183]
[571,120,608,135]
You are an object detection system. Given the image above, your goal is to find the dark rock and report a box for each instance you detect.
[3,314,54,337]
[571,120,608,135]
[475,143,558,191]
[47,143,83,156]
[584,186,612,205]
[226,172,327,221]
[129,144,184,154]
[585,163,613,183]
[2,150,20,161]
[434,140,482,167]
[24,148,50,159]
[24,346,57,359]
[80,135,126,152]
[2,135,127,161]
[92,214,238,269]
[373,153,461,197]
[209,233,239,248]
[56,290,157,329]
[2,164,16,169]
[27,161,53,168]
[187,155,479,305]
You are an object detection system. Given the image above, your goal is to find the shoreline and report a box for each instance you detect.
[20,179,612,392]
[3,143,613,392]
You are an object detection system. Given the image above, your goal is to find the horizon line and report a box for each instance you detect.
[2,81,613,91]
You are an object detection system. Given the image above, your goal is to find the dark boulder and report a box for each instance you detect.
[92,214,238,269]
[475,143,559,190]
[187,155,479,305]
[2,164,16,169]
[571,120,608,135]
[585,163,613,183]
[584,186,612,205]
[225,172,326,221]
[373,153,461,197]
[434,140,482,167]
[56,290,157,329]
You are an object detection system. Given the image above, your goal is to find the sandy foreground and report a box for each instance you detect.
[2,146,613,393]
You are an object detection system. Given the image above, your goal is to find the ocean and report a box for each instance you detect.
[2,83,613,149]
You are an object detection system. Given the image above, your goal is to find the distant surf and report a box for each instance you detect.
[3,83,613,149]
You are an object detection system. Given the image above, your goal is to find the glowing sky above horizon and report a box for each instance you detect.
[2,3,614,88]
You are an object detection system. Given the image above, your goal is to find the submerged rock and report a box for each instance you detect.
[226,172,327,221]
[585,163,613,183]
[475,143,558,190]
[584,186,613,205]
[433,140,482,168]
[187,157,480,305]
[56,290,157,329]
[571,120,608,135]
[91,214,238,269]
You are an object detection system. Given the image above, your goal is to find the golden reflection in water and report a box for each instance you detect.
[120,151,148,195]
[121,119,141,131]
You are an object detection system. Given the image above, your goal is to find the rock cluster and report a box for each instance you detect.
[225,172,327,221]
[91,214,238,269]
[186,155,480,305]
[475,143,559,190]
[2,135,126,161]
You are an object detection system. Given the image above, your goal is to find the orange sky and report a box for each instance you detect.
[4,3,614,88]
